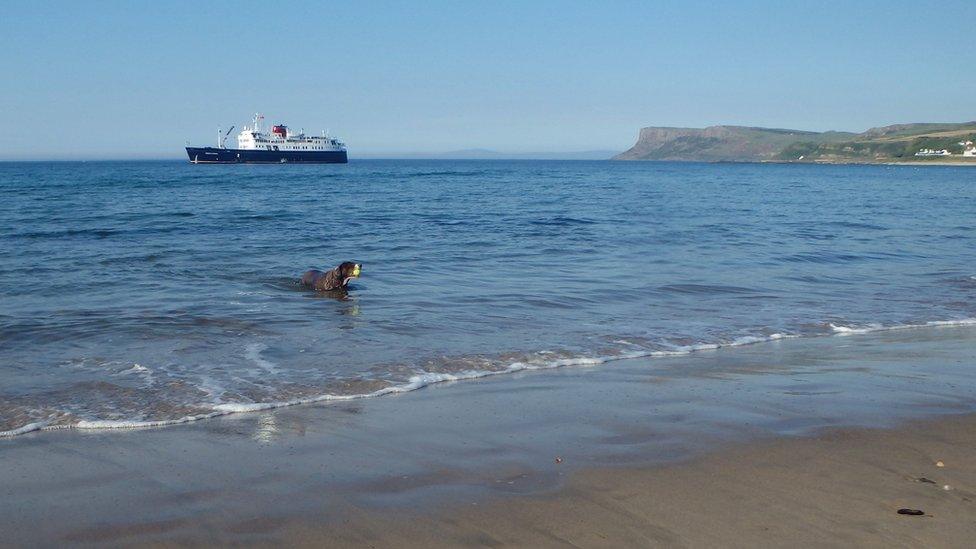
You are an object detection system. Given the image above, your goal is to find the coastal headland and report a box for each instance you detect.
[614,122,976,164]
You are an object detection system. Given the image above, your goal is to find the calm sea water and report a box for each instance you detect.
[2,160,975,436]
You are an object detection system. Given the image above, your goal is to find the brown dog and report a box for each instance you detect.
[300,262,362,291]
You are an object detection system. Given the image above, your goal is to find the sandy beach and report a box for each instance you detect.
[3,325,976,546]
[292,414,976,548]
[883,160,976,166]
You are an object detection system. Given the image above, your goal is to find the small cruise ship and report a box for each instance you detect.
[186,114,347,163]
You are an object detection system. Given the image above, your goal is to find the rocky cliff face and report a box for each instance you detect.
[613,125,830,161]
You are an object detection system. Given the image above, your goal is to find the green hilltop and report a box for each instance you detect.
[614,122,976,163]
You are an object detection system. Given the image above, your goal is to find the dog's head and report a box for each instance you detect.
[337,261,362,286]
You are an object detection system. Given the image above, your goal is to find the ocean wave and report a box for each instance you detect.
[821,221,888,231]
[529,216,597,226]
[658,284,764,295]
[829,318,976,335]
[779,252,874,264]
[244,343,279,373]
[3,318,975,439]
[407,170,483,177]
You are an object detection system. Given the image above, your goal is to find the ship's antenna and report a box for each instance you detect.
[217,127,221,148]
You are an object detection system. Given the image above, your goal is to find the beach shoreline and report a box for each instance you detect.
[3,325,976,546]
[306,413,976,548]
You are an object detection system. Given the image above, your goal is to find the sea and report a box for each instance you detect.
[1,160,975,437]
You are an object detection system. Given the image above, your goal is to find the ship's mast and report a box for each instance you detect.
[218,126,235,149]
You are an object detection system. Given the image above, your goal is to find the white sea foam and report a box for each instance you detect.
[196,376,228,401]
[244,343,278,372]
[4,318,976,438]
[84,334,804,434]
[829,323,883,334]
[0,422,49,437]
[75,413,224,431]
[927,319,976,327]
[115,363,151,376]
[831,318,976,335]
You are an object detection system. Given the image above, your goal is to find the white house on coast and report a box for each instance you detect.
[916,141,976,157]
[961,141,976,157]
[915,148,952,156]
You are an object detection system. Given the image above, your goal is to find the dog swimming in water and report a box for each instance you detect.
[300,262,362,291]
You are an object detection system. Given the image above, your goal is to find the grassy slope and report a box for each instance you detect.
[617,122,976,163]
[615,126,854,161]
[777,123,976,162]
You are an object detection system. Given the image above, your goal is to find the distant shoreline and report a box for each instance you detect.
[881,160,976,166]
[627,158,976,166]
[615,121,976,163]
[611,158,976,167]
[3,157,976,165]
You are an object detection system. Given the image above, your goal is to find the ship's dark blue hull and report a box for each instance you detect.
[186,147,347,164]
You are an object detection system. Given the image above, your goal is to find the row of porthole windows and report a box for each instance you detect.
[250,140,332,150]
[264,145,324,151]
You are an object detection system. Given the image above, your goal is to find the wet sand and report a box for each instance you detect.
[287,414,976,548]
[3,326,976,546]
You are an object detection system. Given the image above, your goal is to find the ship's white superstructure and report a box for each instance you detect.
[188,113,348,164]
[233,114,345,152]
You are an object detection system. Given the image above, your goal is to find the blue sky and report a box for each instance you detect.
[1,1,973,159]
